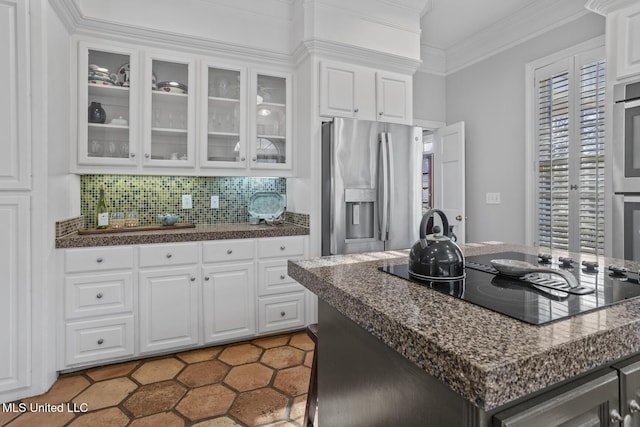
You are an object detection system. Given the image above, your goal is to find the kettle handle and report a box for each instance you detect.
[419,209,450,240]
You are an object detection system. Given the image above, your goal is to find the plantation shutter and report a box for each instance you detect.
[534,48,605,255]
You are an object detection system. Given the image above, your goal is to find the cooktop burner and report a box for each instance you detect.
[380,251,640,325]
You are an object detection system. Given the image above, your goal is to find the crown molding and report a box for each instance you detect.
[48,0,82,33]
[417,44,446,76]
[445,0,590,75]
[379,0,433,16]
[585,0,639,15]
[296,38,422,74]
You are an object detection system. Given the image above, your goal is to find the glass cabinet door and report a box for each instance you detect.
[78,43,138,165]
[201,64,245,168]
[144,54,195,166]
[251,71,292,169]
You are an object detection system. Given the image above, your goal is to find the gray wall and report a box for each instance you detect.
[445,13,605,244]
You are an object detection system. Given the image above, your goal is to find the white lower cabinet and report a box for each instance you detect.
[202,262,256,343]
[61,235,308,369]
[139,266,199,353]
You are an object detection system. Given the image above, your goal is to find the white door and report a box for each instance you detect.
[139,267,199,353]
[433,122,466,243]
[202,262,256,344]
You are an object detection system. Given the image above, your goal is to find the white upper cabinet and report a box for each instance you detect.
[319,61,413,125]
[612,2,640,80]
[250,70,293,171]
[319,62,376,120]
[376,71,413,124]
[76,41,139,167]
[200,62,247,169]
[0,0,29,189]
[143,52,196,167]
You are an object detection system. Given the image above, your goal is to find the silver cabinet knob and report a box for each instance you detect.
[227,249,233,254]
[630,400,640,413]
[129,153,136,158]
[354,108,359,113]
[379,112,384,116]
[610,409,624,423]
[252,157,257,162]
[204,276,210,281]
[280,311,286,317]
[280,274,286,280]
[166,253,172,258]
[280,246,286,251]
[96,257,104,263]
[97,338,104,345]
[240,157,246,161]
[96,292,103,299]
[145,153,150,158]
[190,276,196,282]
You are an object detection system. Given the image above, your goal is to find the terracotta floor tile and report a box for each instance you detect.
[175,384,237,421]
[229,388,288,426]
[21,375,90,405]
[273,366,311,397]
[224,363,273,392]
[86,361,140,382]
[288,332,315,351]
[192,416,242,426]
[304,351,314,368]
[73,377,137,411]
[128,411,185,427]
[131,357,185,384]
[218,343,263,366]
[5,410,75,427]
[177,360,229,388]
[123,380,186,418]
[290,394,307,424]
[252,335,290,349]
[176,346,222,364]
[260,346,304,369]
[67,407,129,427]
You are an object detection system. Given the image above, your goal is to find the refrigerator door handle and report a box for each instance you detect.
[378,133,390,241]
[385,133,394,240]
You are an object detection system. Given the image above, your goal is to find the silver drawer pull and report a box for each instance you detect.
[280,246,285,250]
[205,276,210,281]
[96,257,104,263]
[280,275,286,280]
[97,338,104,345]
[227,249,233,254]
[280,311,286,317]
[96,292,103,299]
[190,276,196,282]
[166,253,172,258]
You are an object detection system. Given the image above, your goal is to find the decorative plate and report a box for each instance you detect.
[248,192,286,219]
[157,81,188,94]
[116,63,157,89]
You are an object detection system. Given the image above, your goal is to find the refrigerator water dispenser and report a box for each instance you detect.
[345,189,376,240]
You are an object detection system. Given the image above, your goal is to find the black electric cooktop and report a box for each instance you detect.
[380,251,640,325]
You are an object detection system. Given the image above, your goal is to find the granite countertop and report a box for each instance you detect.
[288,242,640,411]
[56,223,309,248]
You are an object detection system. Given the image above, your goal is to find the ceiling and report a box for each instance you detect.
[420,0,539,49]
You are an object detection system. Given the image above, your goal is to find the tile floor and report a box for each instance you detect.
[0,332,314,427]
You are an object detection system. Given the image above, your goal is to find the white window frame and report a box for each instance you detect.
[524,36,605,249]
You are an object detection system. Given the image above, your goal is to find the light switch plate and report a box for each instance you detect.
[182,194,193,209]
[486,192,501,204]
[210,195,219,209]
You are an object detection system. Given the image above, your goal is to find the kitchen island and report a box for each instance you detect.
[288,243,640,426]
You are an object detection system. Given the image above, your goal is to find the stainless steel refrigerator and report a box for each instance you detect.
[322,118,423,256]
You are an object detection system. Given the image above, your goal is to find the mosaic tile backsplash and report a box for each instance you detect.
[81,175,286,228]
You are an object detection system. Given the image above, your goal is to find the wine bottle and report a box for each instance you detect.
[96,184,110,229]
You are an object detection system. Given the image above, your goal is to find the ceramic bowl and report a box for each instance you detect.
[158,213,180,226]
[157,81,188,94]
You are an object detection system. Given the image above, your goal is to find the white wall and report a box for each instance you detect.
[413,70,446,124]
[445,12,605,244]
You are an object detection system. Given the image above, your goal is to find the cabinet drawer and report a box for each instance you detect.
[258,259,305,296]
[65,246,134,273]
[258,236,304,259]
[139,242,199,268]
[65,316,134,366]
[202,239,254,263]
[65,272,133,319]
[258,292,305,334]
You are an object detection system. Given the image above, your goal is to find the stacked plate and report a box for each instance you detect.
[88,64,116,86]
[157,81,188,94]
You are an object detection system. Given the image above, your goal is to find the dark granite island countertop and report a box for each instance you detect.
[56,223,309,248]
[288,242,640,414]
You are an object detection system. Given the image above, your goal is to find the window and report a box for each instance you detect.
[533,46,605,255]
